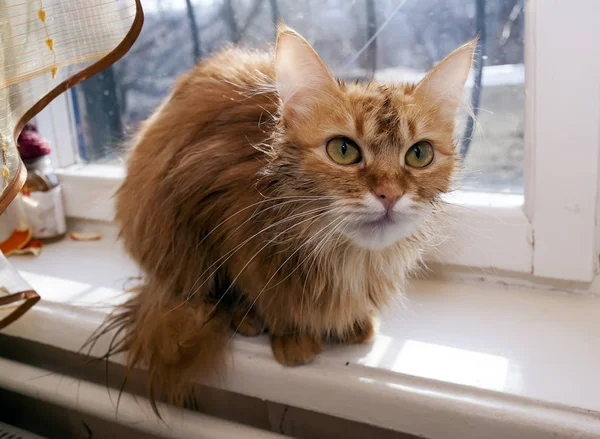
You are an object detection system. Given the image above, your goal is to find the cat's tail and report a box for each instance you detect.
[86,283,232,416]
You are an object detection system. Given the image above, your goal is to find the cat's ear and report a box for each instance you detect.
[413,39,477,122]
[275,25,340,122]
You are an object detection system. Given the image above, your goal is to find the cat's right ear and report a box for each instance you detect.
[413,39,477,124]
[275,25,340,123]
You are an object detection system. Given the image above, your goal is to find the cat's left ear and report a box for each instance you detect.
[413,39,477,122]
[275,25,340,123]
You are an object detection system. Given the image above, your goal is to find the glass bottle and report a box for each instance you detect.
[18,126,66,240]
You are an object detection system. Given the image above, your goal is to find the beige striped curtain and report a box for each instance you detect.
[0,0,143,329]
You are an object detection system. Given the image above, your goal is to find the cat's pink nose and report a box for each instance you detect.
[372,184,403,209]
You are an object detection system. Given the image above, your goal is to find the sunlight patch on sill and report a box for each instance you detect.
[358,335,393,367]
[392,340,510,391]
[19,271,125,308]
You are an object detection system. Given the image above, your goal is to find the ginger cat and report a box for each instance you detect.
[102,25,475,409]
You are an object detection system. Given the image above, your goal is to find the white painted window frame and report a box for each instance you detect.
[33,0,600,282]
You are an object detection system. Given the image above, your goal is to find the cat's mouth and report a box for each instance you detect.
[344,211,422,249]
[356,212,404,228]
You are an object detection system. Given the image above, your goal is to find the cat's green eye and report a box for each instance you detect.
[326,137,362,166]
[405,141,434,168]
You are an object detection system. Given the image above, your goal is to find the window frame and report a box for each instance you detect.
[34,0,600,282]
[523,0,600,282]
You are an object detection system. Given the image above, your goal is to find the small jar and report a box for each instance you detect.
[21,153,67,240]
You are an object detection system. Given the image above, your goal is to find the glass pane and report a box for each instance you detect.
[72,0,524,194]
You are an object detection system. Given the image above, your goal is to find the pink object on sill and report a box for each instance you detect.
[17,123,51,159]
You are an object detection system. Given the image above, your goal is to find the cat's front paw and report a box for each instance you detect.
[270,333,322,366]
[337,317,376,344]
[231,306,265,337]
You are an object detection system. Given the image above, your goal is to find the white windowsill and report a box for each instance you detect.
[3,220,600,438]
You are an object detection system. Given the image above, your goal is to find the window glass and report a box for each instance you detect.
[72,0,524,194]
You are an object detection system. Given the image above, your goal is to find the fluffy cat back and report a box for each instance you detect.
[116,48,278,285]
